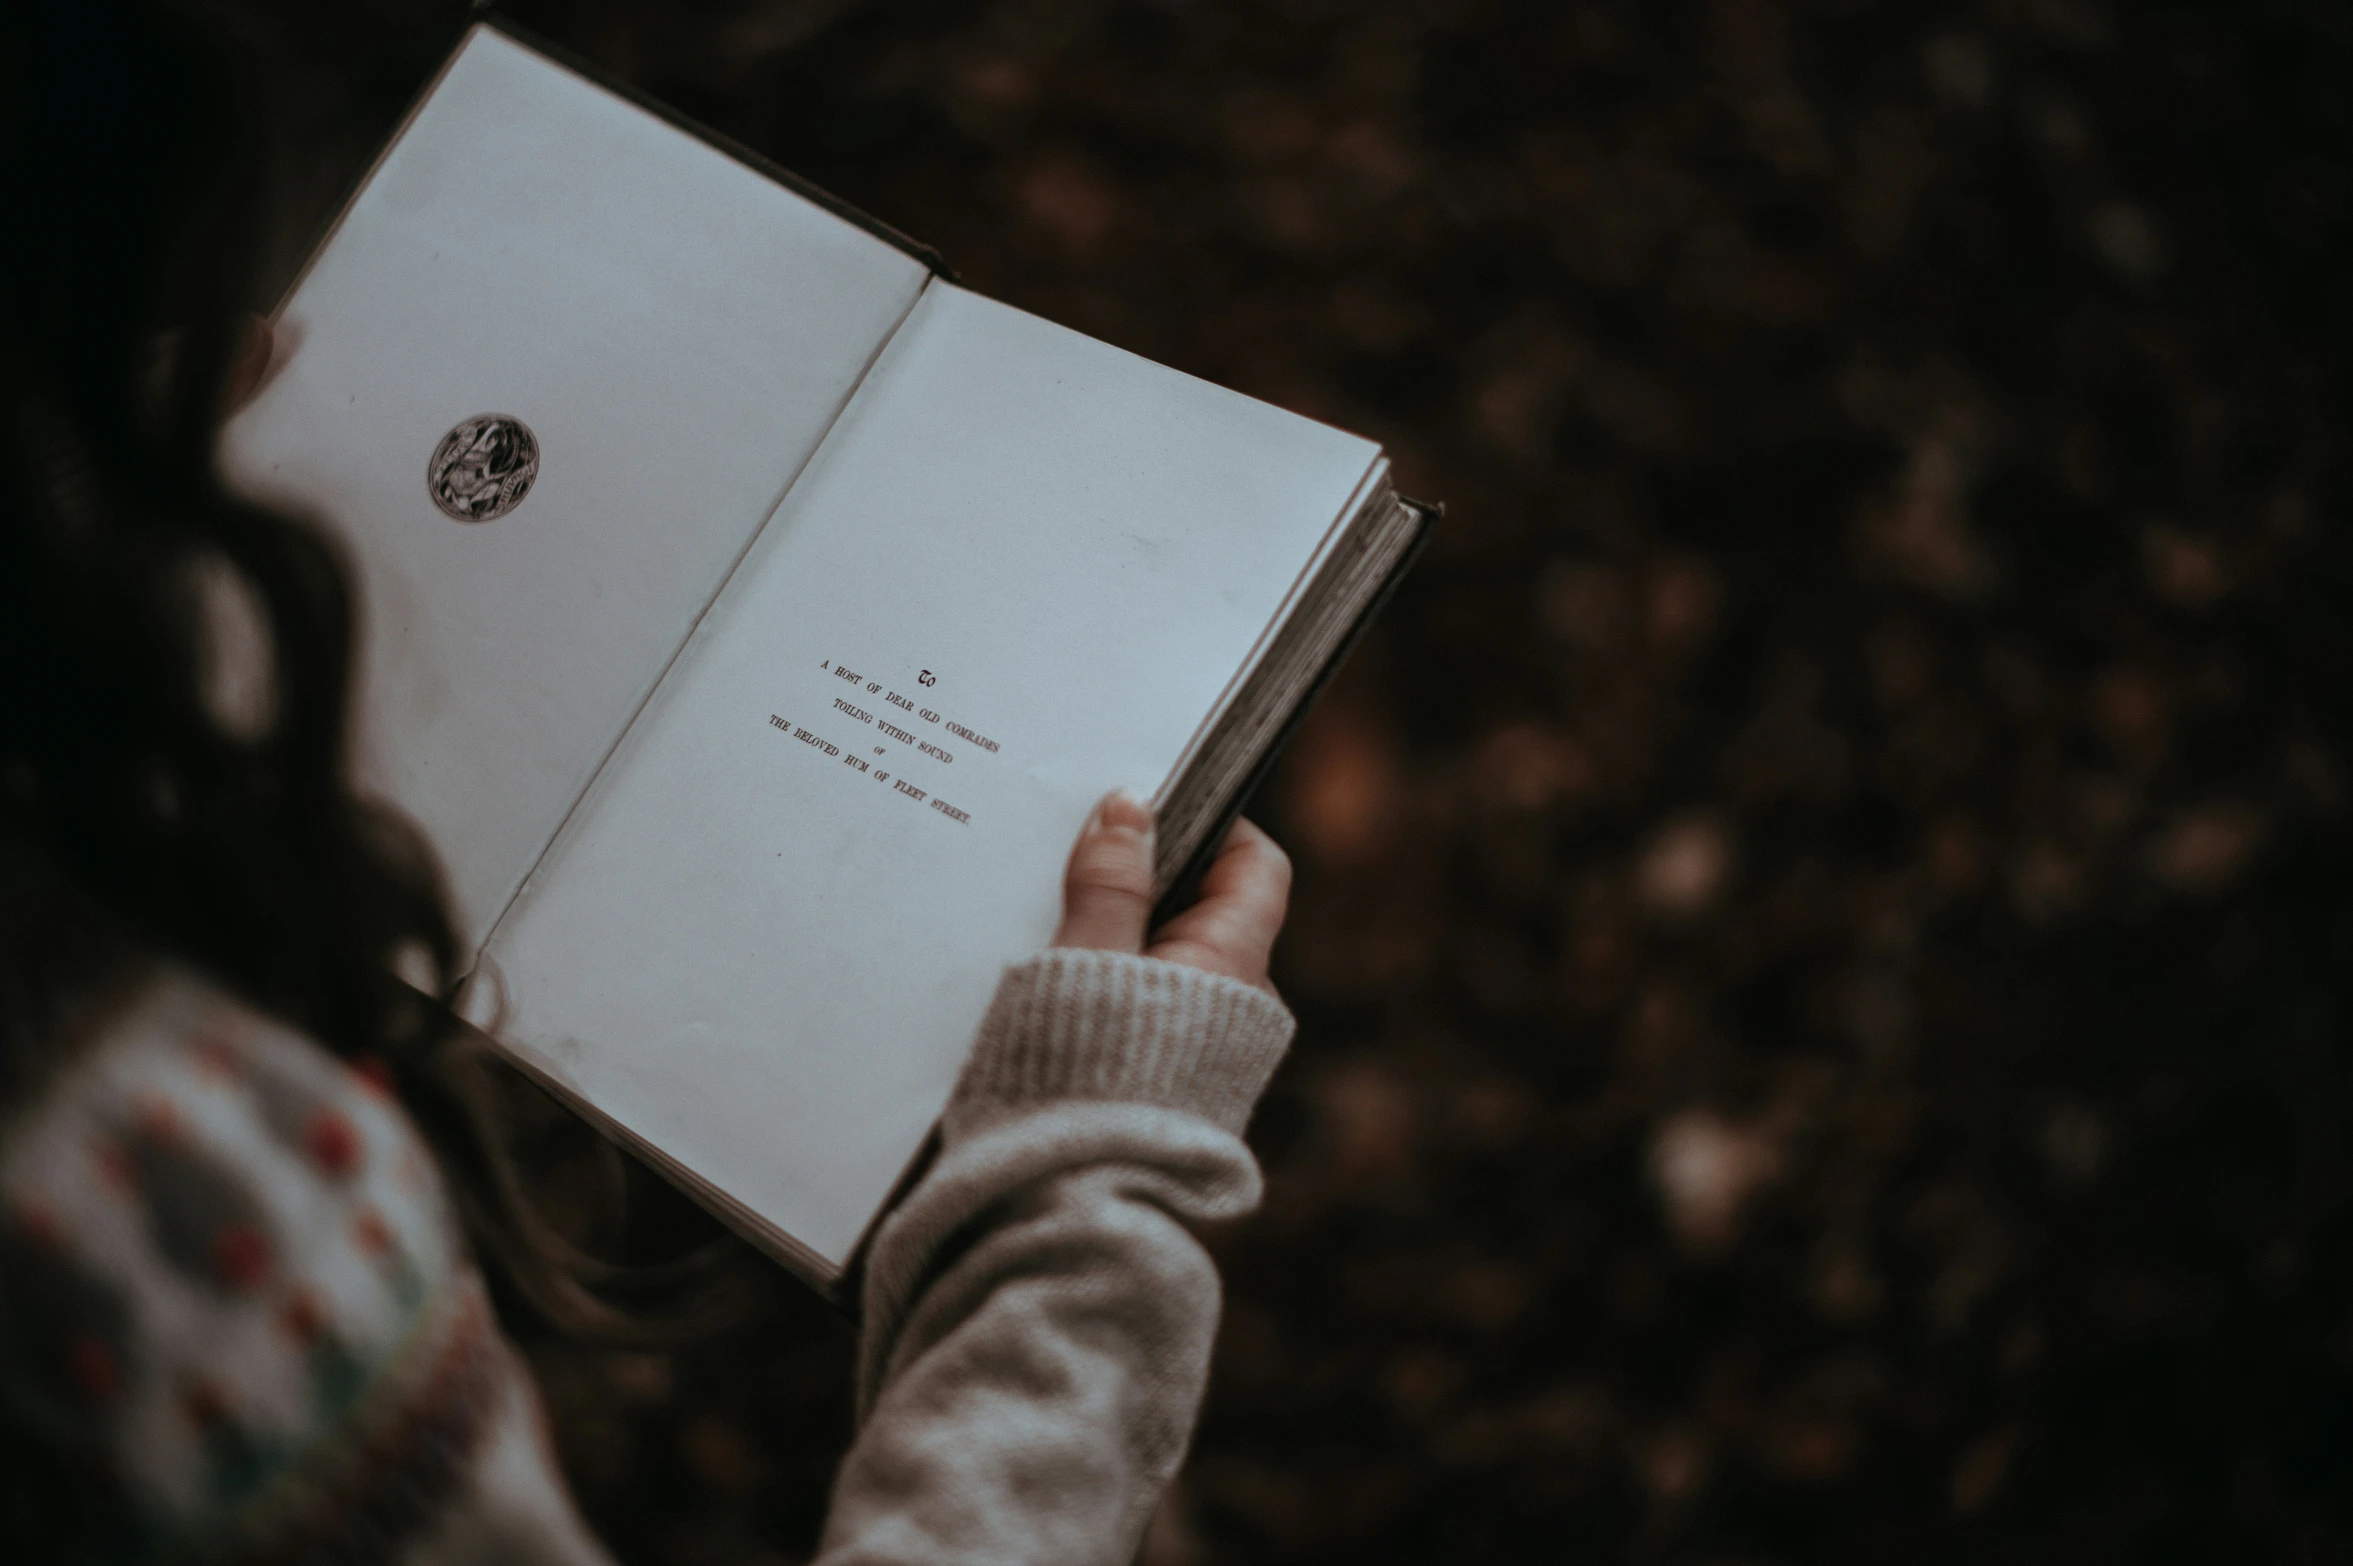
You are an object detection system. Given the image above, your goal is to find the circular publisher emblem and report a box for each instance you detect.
[426,414,539,522]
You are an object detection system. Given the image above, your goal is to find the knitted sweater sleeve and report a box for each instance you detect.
[814,948,1295,1566]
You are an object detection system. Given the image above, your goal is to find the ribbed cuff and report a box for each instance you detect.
[947,949,1295,1139]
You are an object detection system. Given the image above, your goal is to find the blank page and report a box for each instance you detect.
[483,283,1381,1276]
[219,25,930,947]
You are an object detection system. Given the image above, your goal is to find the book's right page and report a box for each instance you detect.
[480,282,1381,1278]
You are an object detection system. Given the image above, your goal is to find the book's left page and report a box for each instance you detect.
[219,24,932,950]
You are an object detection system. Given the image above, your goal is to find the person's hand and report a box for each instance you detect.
[222,314,274,411]
[1053,790,1291,994]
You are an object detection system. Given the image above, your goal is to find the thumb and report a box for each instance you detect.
[223,314,274,411]
[1052,790,1157,953]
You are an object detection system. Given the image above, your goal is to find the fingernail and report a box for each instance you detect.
[1099,787,1155,837]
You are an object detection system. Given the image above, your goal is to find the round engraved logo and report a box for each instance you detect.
[426,414,539,522]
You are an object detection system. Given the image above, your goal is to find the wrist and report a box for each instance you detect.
[948,947,1294,1139]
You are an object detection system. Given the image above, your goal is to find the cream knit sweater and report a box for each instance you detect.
[0,948,1295,1566]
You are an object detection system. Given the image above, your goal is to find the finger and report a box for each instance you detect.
[223,314,274,411]
[1147,817,1291,990]
[1052,789,1157,953]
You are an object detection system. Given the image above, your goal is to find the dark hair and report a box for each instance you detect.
[0,0,738,1369]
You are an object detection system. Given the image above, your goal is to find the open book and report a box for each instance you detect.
[221,20,1432,1291]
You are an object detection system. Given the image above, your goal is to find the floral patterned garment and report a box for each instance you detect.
[0,968,507,1562]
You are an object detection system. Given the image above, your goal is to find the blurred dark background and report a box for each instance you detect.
[241,1,2353,1560]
